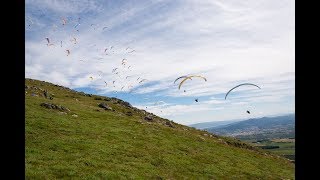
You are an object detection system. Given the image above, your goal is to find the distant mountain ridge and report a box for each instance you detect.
[206,114,295,140]
[189,119,242,129]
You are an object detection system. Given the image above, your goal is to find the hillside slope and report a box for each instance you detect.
[25,78,294,179]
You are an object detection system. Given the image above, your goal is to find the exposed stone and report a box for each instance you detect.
[98,103,112,110]
[103,97,111,101]
[126,111,133,116]
[144,115,153,121]
[165,121,175,128]
[40,102,70,112]
[72,114,78,117]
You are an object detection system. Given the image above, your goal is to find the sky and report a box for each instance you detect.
[25,0,295,125]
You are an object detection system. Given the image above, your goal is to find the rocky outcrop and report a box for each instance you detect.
[40,103,70,112]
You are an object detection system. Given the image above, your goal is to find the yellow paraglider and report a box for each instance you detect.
[178,75,207,90]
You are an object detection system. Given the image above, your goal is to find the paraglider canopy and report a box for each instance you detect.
[178,75,207,90]
[225,83,261,100]
[246,110,250,114]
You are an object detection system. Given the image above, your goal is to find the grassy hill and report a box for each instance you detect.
[25,78,294,179]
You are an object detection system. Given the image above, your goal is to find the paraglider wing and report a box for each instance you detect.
[62,18,67,25]
[45,37,50,44]
[247,110,250,114]
[178,75,206,90]
[139,79,147,83]
[224,83,261,100]
[174,76,191,84]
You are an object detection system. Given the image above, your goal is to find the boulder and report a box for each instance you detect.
[98,103,112,110]
[40,103,70,112]
[126,111,133,116]
[144,115,153,121]
[165,121,175,128]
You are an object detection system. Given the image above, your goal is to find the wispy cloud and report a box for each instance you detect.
[26,0,294,124]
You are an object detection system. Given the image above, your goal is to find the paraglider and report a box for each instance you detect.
[224,83,261,100]
[178,75,207,90]
[62,18,67,25]
[74,18,81,28]
[104,81,108,86]
[139,79,147,83]
[45,37,50,44]
[89,76,93,80]
[195,98,199,102]
[174,76,192,84]
[247,110,250,114]
[71,37,77,44]
[102,26,108,30]
[45,38,54,46]
[98,71,103,76]
[66,49,70,56]
[122,59,127,65]
[112,68,118,73]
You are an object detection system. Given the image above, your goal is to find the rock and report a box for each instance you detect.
[165,121,175,128]
[203,134,208,136]
[72,114,78,117]
[60,106,70,112]
[40,103,70,112]
[40,103,52,109]
[111,98,132,108]
[44,90,48,98]
[49,97,53,100]
[57,112,67,115]
[103,97,111,101]
[98,103,112,110]
[126,111,133,116]
[144,115,153,121]
[94,97,102,100]
[31,93,38,97]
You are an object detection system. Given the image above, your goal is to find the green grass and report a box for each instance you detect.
[25,78,295,179]
[250,141,295,160]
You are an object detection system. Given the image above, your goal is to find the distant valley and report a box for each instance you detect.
[205,114,295,140]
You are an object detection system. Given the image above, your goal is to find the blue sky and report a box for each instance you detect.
[25,0,295,125]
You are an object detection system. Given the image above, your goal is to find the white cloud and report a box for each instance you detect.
[26,0,294,123]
